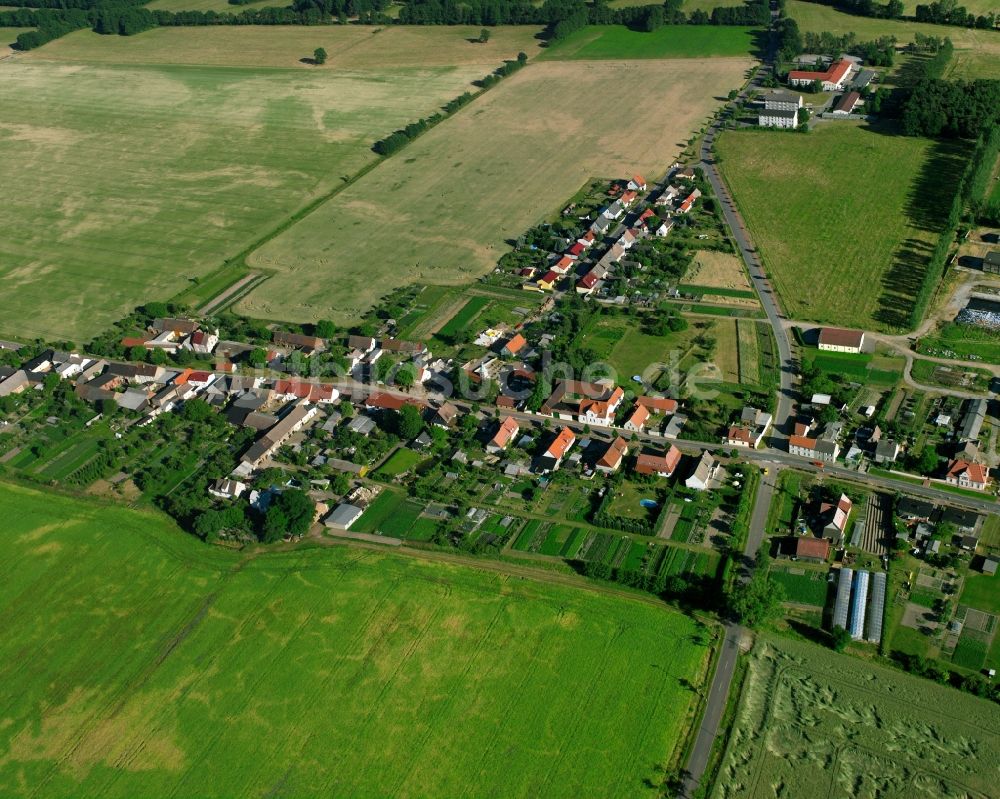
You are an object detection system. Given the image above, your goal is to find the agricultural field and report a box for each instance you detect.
[712,635,1000,799]
[784,1,1000,79]
[0,29,505,341]
[243,56,753,325]
[539,24,760,60]
[26,25,545,69]
[717,122,969,332]
[0,482,713,797]
[681,250,760,308]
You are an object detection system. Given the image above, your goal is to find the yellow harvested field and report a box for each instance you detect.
[26,25,545,69]
[687,250,753,292]
[244,57,753,324]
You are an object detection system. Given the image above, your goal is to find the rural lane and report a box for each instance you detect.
[697,71,797,447]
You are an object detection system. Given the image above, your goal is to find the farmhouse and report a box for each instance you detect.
[272,331,325,354]
[542,380,624,424]
[820,493,852,544]
[486,416,519,454]
[637,396,679,415]
[501,334,527,358]
[240,401,318,470]
[677,189,702,215]
[818,327,865,353]
[595,436,629,474]
[623,403,650,432]
[273,379,337,404]
[945,459,989,491]
[832,91,862,115]
[788,58,853,91]
[539,427,576,472]
[635,445,682,478]
[209,478,247,500]
[792,536,830,562]
[685,451,719,491]
[152,317,199,336]
[788,434,840,462]
[724,406,772,448]
[432,402,458,429]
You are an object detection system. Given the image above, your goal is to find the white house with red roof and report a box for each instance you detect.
[595,436,629,474]
[635,445,682,478]
[946,459,989,491]
[623,403,650,432]
[486,416,520,454]
[788,58,853,91]
[628,174,647,191]
[540,427,576,472]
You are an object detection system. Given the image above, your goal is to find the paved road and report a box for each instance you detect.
[698,76,796,447]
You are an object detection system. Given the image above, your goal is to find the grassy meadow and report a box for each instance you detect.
[244,56,752,324]
[712,636,1000,799]
[0,28,537,342]
[785,1,1000,79]
[539,24,760,60]
[716,122,969,332]
[0,482,711,797]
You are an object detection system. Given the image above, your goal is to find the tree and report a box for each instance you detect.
[261,507,289,543]
[275,489,314,537]
[182,398,213,423]
[395,362,417,389]
[100,398,118,418]
[396,404,424,439]
[247,347,268,368]
[478,27,490,42]
[313,47,327,65]
[128,345,147,362]
[516,51,528,65]
[727,89,739,101]
[726,572,784,627]
[314,319,336,338]
[830,626,851,652]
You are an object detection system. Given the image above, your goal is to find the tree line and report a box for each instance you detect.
[792,0,995,28]
[372,54,526,155]
[905,122,999,327]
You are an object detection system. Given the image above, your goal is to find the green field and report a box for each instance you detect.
[785,1,1000,79]
[375,447,426,476]
[770,568,828,605]
[435,295,491,339]
[961,571,1000,614]
[540,24,760,60]
[243,56,752,325]
[717,123,968,332]
[712,635,1000,799]
[0,481,712,797]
